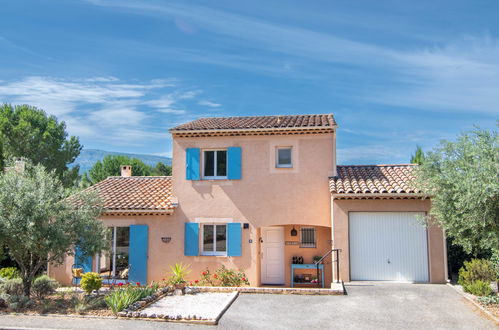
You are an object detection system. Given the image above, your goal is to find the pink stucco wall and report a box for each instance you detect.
[49,132,337,286]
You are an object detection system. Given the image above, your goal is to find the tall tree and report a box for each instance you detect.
[0,104,82,187]
[152,162,172,176]
[83,155,152,185]
[413,127,498,255]
[0,160,108,296]
[410,145,425,165]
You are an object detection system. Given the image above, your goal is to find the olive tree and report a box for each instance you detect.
[0,160,108,296]
[413,127,498,255]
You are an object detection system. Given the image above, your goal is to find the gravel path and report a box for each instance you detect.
[141,292,235,321]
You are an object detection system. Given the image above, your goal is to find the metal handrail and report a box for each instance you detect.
[314,249,342,287]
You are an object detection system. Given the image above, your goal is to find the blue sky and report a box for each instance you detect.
[0,0,497,164]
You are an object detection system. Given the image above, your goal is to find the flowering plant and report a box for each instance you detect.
[196,266,249,287]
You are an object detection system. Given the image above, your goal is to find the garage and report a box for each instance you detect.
[349,212,429,282]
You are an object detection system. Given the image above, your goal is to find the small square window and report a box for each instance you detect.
[202,224,227,256]
[300,227,316,248]
[276,147,292,168]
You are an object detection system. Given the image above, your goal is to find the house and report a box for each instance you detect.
[48,114,447,287]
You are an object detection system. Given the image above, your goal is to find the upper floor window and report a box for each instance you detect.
[203,149,227,179]
[276,147,292,168]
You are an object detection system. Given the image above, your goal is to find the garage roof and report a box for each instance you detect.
[329,165,423,198]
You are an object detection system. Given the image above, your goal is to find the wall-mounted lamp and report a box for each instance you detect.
[161,237,171,243]
[290,226,297,236]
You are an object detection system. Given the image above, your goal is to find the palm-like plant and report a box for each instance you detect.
[167,263,191,286]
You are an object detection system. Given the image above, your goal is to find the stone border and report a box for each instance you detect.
[446,283,499,324]
[189,284,345,295]
[117,286,173,317]
[117,291,239,325]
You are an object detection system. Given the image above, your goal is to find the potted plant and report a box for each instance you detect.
[167,263,191,295]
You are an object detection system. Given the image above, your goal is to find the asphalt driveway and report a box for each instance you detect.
[219,283,495,329]
[0,283,495,329]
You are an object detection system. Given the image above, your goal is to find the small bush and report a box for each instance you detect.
[462,280,493,296]
[477,295,499,305]
[1,278,24,296]
[105,285,155,314]
[458,259,496,286]
[80,272,102,294]
[0,267,20,280]
[7,295,33,311]
[197,266,250,287]
[32,275,59,299]
[490,250,499,279]
[72,295,107,314]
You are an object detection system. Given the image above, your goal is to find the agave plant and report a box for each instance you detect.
[167,262,191,290]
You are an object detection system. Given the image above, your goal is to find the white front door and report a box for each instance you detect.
[261,227,285,285]
[349,212,429,282]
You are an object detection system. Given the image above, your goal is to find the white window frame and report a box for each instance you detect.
[201,223,228,256]
[300,227,316,248]
[202,149,228,179]
[276,147,293,168]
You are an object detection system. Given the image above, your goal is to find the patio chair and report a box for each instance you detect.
[71,263,83,289]
[107,264,132,288]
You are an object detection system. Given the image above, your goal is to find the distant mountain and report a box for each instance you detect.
[70,149,172,174]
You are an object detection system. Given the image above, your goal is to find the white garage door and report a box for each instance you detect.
[349,212,429,282]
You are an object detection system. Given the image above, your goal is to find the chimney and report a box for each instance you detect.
[121,165,132,177]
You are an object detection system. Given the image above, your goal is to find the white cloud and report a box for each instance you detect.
[0,76,219,149]
[198,100,221,108]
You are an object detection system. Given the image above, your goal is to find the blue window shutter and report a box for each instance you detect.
[129,225,148,285]
[184,223,199,256]
[227,223,242,257]
[227,147,242,180]
[74,246,93,273]
[186,148,200,180]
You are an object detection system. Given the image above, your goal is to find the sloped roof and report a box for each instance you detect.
[329,165,422,196]
[170,114,336,132]
[82,176,175,213]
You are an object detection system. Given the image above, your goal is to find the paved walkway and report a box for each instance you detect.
[0,283,496,329]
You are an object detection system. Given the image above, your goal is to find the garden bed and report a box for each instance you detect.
[0,290,113,316]
[120,291,238,324]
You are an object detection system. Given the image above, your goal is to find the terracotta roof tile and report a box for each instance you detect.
[329,165,421,195]
[83,176,175,212]
[170,114,336,131]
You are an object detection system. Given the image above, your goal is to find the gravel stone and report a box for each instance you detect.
[140,292,235,321]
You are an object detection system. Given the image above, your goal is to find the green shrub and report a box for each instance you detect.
[490,250,499,279]
[32,275,59,299]
[477,295,499,305]
[80,272,102,294]
[197,266,250,287]
[72,295,107,314]
[462,280,493,296]
[104,285,155,314]
[7,295,33,311]
[1,278,24,296]
[0,267,20,280]
[458,259,496,286]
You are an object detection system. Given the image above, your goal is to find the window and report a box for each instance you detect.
[97,227,130,279]
[276,147,292,168]
[300,227,316,248]
[203,150,227,179]
[202,224,227,255]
